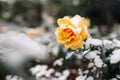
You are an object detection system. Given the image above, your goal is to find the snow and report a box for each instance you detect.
[110,78,118,80]
[1,23,120,80]
[82,50,90,56]
[68,25,82,35]
[113,39,120,47]
[58,70,70,80]
[103,39,114,49]
[85,51,98,60]
[51,45,59,56]
[30,65,55,78]
[76,75,87,80]
[110,49,120,64]
[83,70,89,74]
[60,25,82,35]
[103,40,112,45]
[66,52,74,59]
[94,56,103,68]
[5,75,24,80]
[30,65,48,75]
[86,76,94,80]
[84,50,103,68]
[60,15,86,35]
[70,15,81,28]
[62,70,70,77]
[73,0,80,6]
[76,54,82,59]
[91,67,97,72]
[78,69,83,75]
[58,76,67,80]
[116,74,120,79]
[110,33,118,39]
[53,58,64,66]
[54,70,70,80]
[55,72,62,77]
[0,32,48,67]
[88,62,94,68]
[85,38,102,47]
[45,68,54,77]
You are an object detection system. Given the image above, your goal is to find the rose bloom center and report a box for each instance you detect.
[63,28,76,39]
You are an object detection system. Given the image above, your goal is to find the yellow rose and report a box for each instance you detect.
[55,15,88,50]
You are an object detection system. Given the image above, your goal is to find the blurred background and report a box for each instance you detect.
[0,0,120,80]
[0,0,120,36]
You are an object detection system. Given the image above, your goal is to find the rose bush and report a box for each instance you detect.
[55,15,88,50]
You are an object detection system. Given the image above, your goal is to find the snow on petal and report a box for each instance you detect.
[70,15,81,27]
[68,25,82,34]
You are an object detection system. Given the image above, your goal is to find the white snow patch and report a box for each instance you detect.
[5,75,24,80]
[78,69,83,75]
[110,49,120,64]
[66,52,74,59]
[57,69,70,80]
[85,38,102,47]
[113,39,120,47]
[103,39,114,49]
[103,40,112,45]
[70,15,81,28]
[76,75,87,80]
[0,32,48,68]
[30,65,48,76]
[88,62,94,68]
[94,56,103,68]
[45,68,55,77]
[86,76,94,80]
[83,70,89,74]
[30,65,55,78]
[76,54,82,59]
[110,78,118,80]
[55,72,62,77]
[85,51,98,60]
[63,70,70,77]
[53,58,64,66]
[91,67,97,72]
[116,74,120,79]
